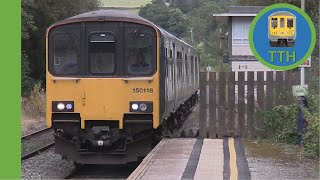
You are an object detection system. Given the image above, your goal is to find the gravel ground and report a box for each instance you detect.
[21,114,46,136]
[244,139,320,180]
[174,103,200,137]
[22,131,54,157]
[22,148,74,179]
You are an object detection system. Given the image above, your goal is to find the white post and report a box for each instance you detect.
[300,0,305,85]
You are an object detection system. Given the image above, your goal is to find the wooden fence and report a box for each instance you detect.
[199,70,308,138]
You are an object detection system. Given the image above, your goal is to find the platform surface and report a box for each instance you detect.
[127,138,225,180]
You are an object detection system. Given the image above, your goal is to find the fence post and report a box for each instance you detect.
[256,72,265,137]
[265,71,274,137]
[237,72,245,138]
[218,72,226,138]
[247,72,254,137]
[199,72,207,138]
[208,72,217,138]
[227,72,235,136]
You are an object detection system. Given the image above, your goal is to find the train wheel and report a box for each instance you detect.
[269,40,278,47]
[287,41,295,47]
[73,161,82,169]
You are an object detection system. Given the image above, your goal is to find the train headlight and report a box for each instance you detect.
[139,103,147,111]
[131,103,139,110]
[57,103,65,110]
[130,101,153,113]
[52,101,74,112]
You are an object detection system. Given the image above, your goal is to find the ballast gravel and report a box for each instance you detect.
[22,148,74,179]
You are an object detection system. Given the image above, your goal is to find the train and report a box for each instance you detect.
[268,11,296,47]
[46,10,200,165]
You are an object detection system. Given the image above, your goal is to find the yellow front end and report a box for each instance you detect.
[46,76,160,129]
[269,15,296,37]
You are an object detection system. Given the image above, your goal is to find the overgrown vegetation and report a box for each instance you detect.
[23,82,46,118]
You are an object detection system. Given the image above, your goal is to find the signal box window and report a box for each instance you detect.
[271,18,278,28]
[89,33,115,74]
[53,34,80,75]
[287,18,293,28]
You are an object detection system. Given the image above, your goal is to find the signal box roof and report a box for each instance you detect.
[213,6,265,21]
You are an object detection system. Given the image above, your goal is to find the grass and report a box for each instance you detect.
[100,0,151,8]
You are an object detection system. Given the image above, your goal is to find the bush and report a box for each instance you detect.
[23,81,46,118]
[262,105,298,144]
[262,102,319,157]
[303,110,320,157]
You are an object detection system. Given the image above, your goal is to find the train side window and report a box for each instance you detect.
[287,18,293,28]
[185,54,188,76]
[53,33,80,75]
[280,18,284,28]
[89,33,115,74]
[165,48,168,58]
[191,56,194,77]
[271,18,278,28]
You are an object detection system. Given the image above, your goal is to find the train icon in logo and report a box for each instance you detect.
[268,11,296,47]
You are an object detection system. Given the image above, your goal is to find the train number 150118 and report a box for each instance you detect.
[132,88,154,93]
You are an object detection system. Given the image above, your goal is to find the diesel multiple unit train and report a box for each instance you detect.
[46,10,199,164]
[268,11,296,47]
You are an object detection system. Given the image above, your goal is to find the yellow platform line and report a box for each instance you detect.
[229,138,238,180]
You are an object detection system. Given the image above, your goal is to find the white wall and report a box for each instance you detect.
[232,17,253,56]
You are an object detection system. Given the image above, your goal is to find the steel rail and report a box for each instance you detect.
[22,128,52,140]
[21,143,55,160]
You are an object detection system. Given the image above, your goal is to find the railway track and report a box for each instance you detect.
[64,163,139,179]
[22,128,55,161]
[22,128,52,140]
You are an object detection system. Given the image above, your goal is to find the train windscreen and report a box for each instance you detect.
[125,32,154,75]
[287,18,293,28]
[50,24,80,75]
[48,22,156,77]
[271,18,278,28]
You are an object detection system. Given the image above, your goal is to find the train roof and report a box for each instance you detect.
[50,10,194,50]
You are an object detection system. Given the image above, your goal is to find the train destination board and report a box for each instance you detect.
[249,3,316,70]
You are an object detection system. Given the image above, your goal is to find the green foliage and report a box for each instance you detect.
[101,0,151,7]
[262,105,298,143]
[139,1,187,36]
[303,110,320,157]
[261,99,320,157]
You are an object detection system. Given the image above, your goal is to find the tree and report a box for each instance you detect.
[22,0,37,95]
[22,0,101,86]
[139,1,187,36]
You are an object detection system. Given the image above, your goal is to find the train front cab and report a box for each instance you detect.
[46,20,161,164]
[269,12,296,47]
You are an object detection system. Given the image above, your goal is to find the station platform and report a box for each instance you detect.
[127,138,250,180]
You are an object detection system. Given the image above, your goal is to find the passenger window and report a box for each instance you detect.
[287,18,293,28]
[53,33,80,75]
[89,33,115,74]
[165,48,168,58]
[271,18,278,28]
[280,18,285,28]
